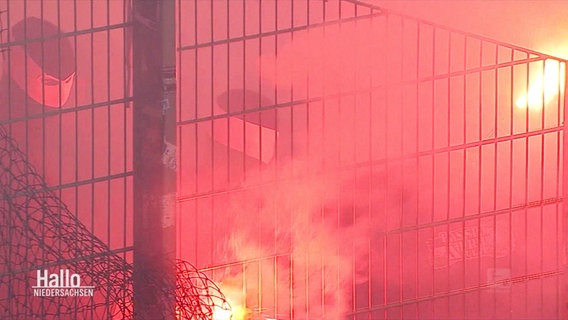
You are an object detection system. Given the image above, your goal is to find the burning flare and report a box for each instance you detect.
[516,59,565,110]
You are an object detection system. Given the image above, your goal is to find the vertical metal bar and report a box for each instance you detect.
[539,59,546,315]
[39,2,47,315]
[106,0,113,315]
[461,34,468,319]
[226,0,230,185]
[71,6,83,320]
[445,30,452,319]
[367,8,376,314]
[57,0,63,249]
[258,0,263,169]
[274,0,280,173]
[476,37,483,318]
[209,0,214,271]
[172,0,181,218]
[430,23,436,320]
[176,0,183,261]
[34,5,46,314]
[399,16,405,320]
[2,5,11,317]
[508,46,515,320]
[106,0,112,245]
[123,0,130,271]
[357,4,363,317]
[524,54,530,317]
[3,28,17,299]
[290,0,295,164]
[492,42,499,316]
[132,0,176,318]
[193,0,199,267]
[351,5,359,316]
[320,4,330,288]
[416,19,421,320]
[72,0,79,223]
[556,60,564,320]
[258,0,264,314]
[57,0,67,315]
[21,1,30,316]
[562,58,568,320]
[305,0,310,159]
[40,0,46,181]
[193,0,198,191]
[5,0,11,133]
[242,0,247,180]
[90,0,96,265]
[383,10,391,320]
[319,1,325,317]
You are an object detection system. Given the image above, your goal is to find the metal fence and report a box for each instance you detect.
[177,0,567,319]
[0,0,565,319]
[0,0,134,318]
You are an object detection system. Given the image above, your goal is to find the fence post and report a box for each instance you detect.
[132,0,176,318]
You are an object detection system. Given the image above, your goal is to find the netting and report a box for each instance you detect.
[0,121,230,319]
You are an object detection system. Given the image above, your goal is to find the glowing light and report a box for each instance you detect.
[211,304,250,320]
[516,59,565,110]
[212,306,233,320]
[230,305,250,320]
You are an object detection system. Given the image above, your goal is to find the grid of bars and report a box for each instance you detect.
[0,0,133,258]
[177,0,567,319]
[0,0,133,318]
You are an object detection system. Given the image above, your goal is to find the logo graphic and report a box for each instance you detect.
[33,269,95,297]
[426,221,510,269]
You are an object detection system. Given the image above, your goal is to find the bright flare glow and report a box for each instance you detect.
[516,59,565,110]
[212,303,249,320]
[212,306,233,320]
[229,305,249,320]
